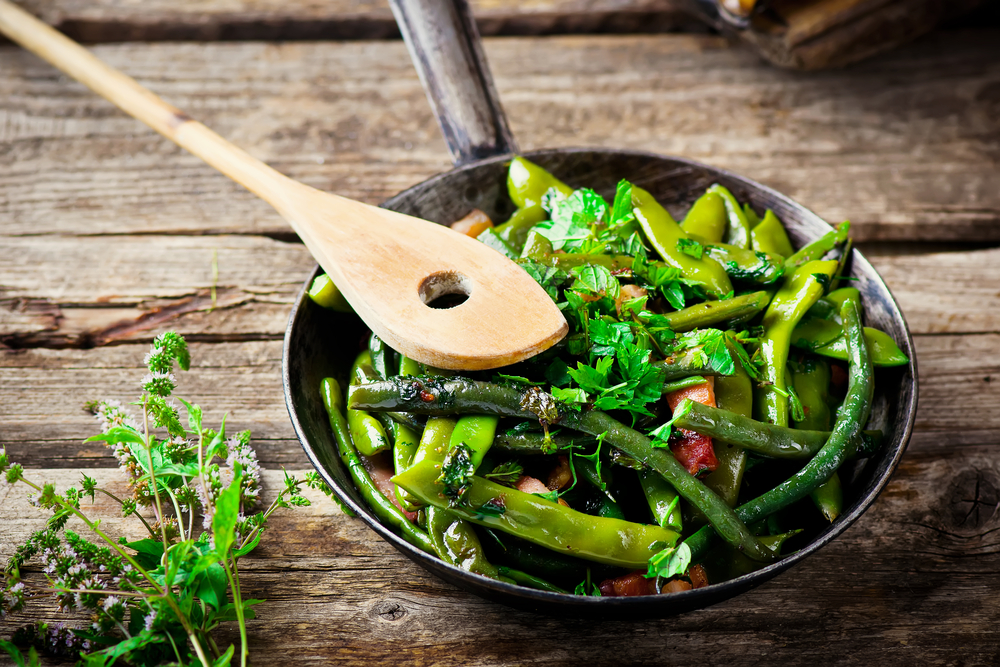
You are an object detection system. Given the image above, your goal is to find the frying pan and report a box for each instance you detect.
[283,0,917,618]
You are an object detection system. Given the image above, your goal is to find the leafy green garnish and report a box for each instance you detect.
[536,187,608,250]
[677,238,705,259]
[569,264,620,301]
[645,542,691,580]
[484,461,524,487]
[437,443,475,503]
[518,260,570,301]
[474,498,507,519]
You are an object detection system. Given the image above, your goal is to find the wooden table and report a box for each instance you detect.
[2,2,999,664]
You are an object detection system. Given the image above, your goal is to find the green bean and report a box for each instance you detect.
[743,203,762,229]
[685,293,873,561]
[784,222,849,270]
[754,260,839,426]
[661,291,770,333]
[493,430,593,455]
[497,566,568,593]
[347,351,391,456]
[368,333,396,380]
[793,321,910,367]
[671,399,881,460]
[320,377,433,554]
[354,379,774,562]
[451,414,499,470]
[400,417,456,511]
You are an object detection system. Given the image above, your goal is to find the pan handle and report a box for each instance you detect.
[389,0,518,166]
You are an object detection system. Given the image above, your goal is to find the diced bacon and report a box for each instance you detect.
[546,455,573,491]
[360,452,418,522]
[515,475,570,507]
[450,208,493,238]
[599,570,657,597]
[665,377,718,476]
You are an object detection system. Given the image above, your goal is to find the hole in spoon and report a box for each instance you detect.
[419,271,471,310]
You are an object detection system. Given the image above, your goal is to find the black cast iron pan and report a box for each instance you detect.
[283,0,917,618]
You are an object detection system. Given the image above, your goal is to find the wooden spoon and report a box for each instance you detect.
[0,0,567,370]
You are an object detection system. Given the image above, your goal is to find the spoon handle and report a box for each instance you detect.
[0,0,297,209]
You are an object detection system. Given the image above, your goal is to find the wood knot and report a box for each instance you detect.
[947,468,1000,531]
[371,600,407,622]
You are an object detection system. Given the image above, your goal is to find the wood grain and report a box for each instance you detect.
[9,0,701,43]
[0,32,997,243]
[4,439,1000,664]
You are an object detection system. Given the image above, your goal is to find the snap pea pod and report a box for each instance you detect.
[494,156,574,249]
[671,399,882,460]
[354,379,775,562]
[790,358,841,521]
[685,294,874,562]
[792,321,909,367]
[450,414,500,470]
[307,273,352,312]
[703,336,752,507]
[426,506,512,581]
[393,458,680,569]
[497,566,568,593]
[784,222,850,271]
[392,355,428,509]
[660,291,770,333]
[743,203,762,228]
[706,184,751,249]
[347,351,391,456]
[754,260,839,426]
[639,468,682,530]
[681,191,727,242]
[703,244,784,285]
[751,210,795,259]
[400,417,456,511]
[631,186,733,298]
[320,377,434,554]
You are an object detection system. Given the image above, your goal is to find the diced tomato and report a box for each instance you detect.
[599,570,657,597]
[665,377,718,476]
[450,208,493,238]
[360,452,418,523]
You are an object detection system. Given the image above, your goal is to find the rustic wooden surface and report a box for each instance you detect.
[2,7,1000,665]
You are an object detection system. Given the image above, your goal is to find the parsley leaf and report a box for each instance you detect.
[518,260,570,301]
[436,443,475,504]
[569,264,620,301]
[551,386,589,410]
[484,461,524,487]
[536,188,608,250]
[677,238,705,259]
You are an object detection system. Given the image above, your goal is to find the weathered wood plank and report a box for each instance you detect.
[1,33,997,243]
[4,235,1000,347]
[11,0,701,43]
[0,333,993,469]
[3,444,1000,664]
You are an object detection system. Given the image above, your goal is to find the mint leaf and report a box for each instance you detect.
[569,264,620,301]
[212,472,243,557]
[518,260,569,301]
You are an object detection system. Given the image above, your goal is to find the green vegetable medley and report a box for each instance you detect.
[310,157,908,597]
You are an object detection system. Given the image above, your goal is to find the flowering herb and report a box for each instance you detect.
[1,332,331,667]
